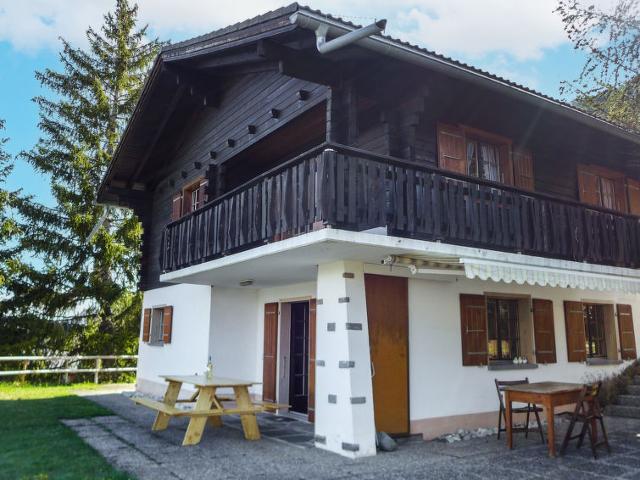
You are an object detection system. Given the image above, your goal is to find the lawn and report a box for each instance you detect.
[0,383,134,480]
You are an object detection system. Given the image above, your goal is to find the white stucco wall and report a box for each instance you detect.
[137,265,639,441]
[407,276,640,424]
[209,286,260,395]
[137,283,214,396]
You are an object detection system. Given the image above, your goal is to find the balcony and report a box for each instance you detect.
[160,143,640,274]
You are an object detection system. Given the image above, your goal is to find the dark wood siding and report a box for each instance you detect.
[142,70,327,290]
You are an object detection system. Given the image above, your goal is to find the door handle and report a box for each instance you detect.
[371,361,375,378]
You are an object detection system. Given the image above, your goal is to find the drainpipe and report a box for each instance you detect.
[290,12,386,54]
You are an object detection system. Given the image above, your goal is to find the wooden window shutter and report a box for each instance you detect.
[437,123,466,175]
[162,306,173,344]
[617,304,637,360]
[532,299,556,364]
[171,194,182,221]
[460,294,488,366]
[142,308,151,342]
[577,165,601,207]
[498,144,514,185]
[563,301,587,362]
[513,148,534,191]
[308,299,317,423]
[198,180,209,208]
[262,303,278,403]
[627,178,640,216]
[614,176,629,213]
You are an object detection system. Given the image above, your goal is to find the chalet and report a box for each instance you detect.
[98,4,640,458]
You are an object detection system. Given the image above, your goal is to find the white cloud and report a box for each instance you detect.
[0,0,619,59]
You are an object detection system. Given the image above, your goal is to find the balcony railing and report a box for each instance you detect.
[160,143,640,273]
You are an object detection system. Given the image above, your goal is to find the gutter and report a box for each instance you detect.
[290,9,640,147]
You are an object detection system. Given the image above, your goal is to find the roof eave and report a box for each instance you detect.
[292,7,640,147]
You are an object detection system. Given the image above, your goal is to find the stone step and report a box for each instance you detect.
[617,395,640,407]
[608,405,640,419]
[633,376,640,385]
[628,384,640,395]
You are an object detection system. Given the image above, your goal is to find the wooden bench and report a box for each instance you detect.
[133,396,266,417]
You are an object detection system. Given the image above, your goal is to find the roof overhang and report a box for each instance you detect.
[290,8,640,148]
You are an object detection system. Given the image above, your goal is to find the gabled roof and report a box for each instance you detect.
[98,3,640,205]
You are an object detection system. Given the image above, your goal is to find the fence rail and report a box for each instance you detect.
[0,355,138,383]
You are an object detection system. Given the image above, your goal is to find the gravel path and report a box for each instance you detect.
[64,391,640,480]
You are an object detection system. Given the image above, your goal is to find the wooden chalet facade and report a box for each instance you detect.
[99,4,640,458]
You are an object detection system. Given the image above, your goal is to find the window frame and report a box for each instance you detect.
[577,163,630,214]
[437,123,515,186]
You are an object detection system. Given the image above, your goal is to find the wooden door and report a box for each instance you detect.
[365,274,409,435]
[262,303,278,402]
[289,302,309,414]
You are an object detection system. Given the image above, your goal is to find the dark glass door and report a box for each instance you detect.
[289,302,309,414]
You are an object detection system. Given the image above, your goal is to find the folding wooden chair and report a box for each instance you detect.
[495,378,545,443]
[560,382,611,459]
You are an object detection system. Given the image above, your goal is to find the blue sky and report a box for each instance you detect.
[0,0,596,207]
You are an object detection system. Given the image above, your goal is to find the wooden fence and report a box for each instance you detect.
[0,355,138,383]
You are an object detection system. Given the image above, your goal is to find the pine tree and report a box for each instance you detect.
[1,1,161,356]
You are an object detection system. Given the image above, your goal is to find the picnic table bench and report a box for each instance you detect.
[132,374,285,445]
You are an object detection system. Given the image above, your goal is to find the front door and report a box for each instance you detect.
[289,301,310,414]
[365,274,409,435]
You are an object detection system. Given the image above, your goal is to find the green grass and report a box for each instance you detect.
[0,383,134,480]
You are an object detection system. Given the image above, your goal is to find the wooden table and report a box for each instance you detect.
[505,381,582,457]
[134,375,265,446]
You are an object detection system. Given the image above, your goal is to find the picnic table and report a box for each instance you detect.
[133,374,282,446]
[505,381,583,458]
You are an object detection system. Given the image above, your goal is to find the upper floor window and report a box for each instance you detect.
[171,177,208,221]
[466,138,501,182]
[577,164,640,215]
[437,123,534,190]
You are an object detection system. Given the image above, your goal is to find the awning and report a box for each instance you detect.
[461,258,640,295]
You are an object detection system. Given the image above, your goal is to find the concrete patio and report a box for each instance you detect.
[67,391,640,480]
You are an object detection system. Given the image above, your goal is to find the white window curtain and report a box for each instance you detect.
[480,143,500,182]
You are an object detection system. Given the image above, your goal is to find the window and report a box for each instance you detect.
[170,177,208,221]
[182,178,208,216]
[564,301,624,362]
[437,124,526,187]
[487,298,520,360]
[142,306,173,345]
[460,294,554,366]
[577,164,628,213]
[149,308,165,344]
[583,304,607,358]
[466,139,501,182]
